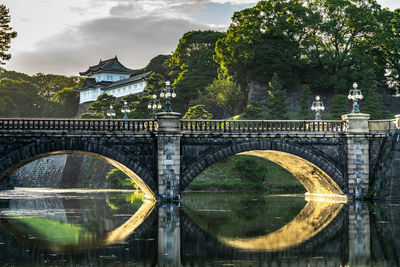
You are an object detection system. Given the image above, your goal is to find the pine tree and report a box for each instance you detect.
[266,73,288,119]
[330,94,348,119]
[297,85,311,119]
[183,105,213,120]
[360,81,391,119]
[0,5,17,64]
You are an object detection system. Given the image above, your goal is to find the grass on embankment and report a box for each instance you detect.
[187,155,306,193]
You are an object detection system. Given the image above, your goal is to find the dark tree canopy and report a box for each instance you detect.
[0,5,17,65]
[215,0,400,101]
[170,30,226,113]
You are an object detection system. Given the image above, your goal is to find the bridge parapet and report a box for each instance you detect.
[0,118,157,133]
[368,118,399,133]
[180,120,347,133]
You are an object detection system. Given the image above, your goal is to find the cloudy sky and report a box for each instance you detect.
[3,0,400,76]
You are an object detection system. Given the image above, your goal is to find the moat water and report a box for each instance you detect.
[0,188,398,266]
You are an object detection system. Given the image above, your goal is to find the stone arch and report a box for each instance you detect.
[181,140,345,197]
[0,139,157,197]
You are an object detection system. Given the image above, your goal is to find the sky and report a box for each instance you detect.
[2,0,400,76]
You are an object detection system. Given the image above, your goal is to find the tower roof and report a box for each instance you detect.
[79,56,136,76]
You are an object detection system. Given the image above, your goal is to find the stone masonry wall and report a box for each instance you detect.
[372,131,400,199]
[11,155,67,187]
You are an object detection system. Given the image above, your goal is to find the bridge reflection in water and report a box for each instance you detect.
[0,190,392,266]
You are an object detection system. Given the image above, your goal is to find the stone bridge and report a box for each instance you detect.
[0,113,399,200]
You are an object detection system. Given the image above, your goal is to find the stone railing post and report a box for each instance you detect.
[395,114,400,129]
[342,113,370,199]
[156,112,182,201]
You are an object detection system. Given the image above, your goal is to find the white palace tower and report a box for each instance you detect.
[76,56,151,104]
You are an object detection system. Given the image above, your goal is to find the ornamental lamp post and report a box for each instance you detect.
[160,81,176,112]
[106,105,116,120]
[147,94,162,119]
[348,82,363,113]
[311,95,325,121]
[121,101,131,119]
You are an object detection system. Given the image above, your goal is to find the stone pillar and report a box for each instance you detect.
[156,112,181,201]
[158,203,181,267]
[348,201,371,266]
[342,113,370,199]
[395,114,400,129]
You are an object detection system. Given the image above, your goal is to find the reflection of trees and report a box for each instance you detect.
[182,193,306,238]
[5,192,143,245]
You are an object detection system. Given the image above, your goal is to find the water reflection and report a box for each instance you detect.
[0,189,398,266]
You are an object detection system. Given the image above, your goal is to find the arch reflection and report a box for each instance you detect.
[218,198,344,251]
[0,190,155,252]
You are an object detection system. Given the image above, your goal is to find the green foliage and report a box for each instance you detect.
[33,73,79,102]
[232,156,269,183]
[129,73,165,118]
[190,154,305,193]
[0,78,41,117]
[214,0,400,104]
[53,87,79,117]
[139,54,171,78]
[170,30,226,112]
[204,78,244,117]
[266,73,288,119]
[241,102,263,120]
[297,85,311,119]
[0,5,17,64]
[106,169,136,189]
[183,105,213,120]
[0,69,80,118]
[80,112,105,119]
[88,93,117,117]
[330,94,348,119]
[359,79,392,119]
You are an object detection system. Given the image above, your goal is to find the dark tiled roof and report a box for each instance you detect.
[79,56,136,76]
[75,78,113,91]
[102,71,152,91]
[76,71,152,92]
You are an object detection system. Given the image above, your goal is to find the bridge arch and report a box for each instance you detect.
[0,139,157,197]
[181,140,346,197]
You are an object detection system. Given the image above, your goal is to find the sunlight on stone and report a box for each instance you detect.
[239,151,345,199]
[17,151,156,199]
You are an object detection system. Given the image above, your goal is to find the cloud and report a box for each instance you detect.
[7,16,223,75]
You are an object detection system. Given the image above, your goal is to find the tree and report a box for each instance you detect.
[32,73,79,102]
[53,87,79,117]
[88,93,117,118]
[330,94,348,119]
[0,5,17,64]
[106,169,136,189]
[0,78,41,117]
[170,30,226,112]
[182,105,213,120]
[266,73,288,119]
[129,73,166,118]
[204,79,244,117]
[297,85,311,119]
[138,54,171,78]
[241,102,264,120]
[215,0,317,95]
[80,112,104,119]
[358,79,391,119]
